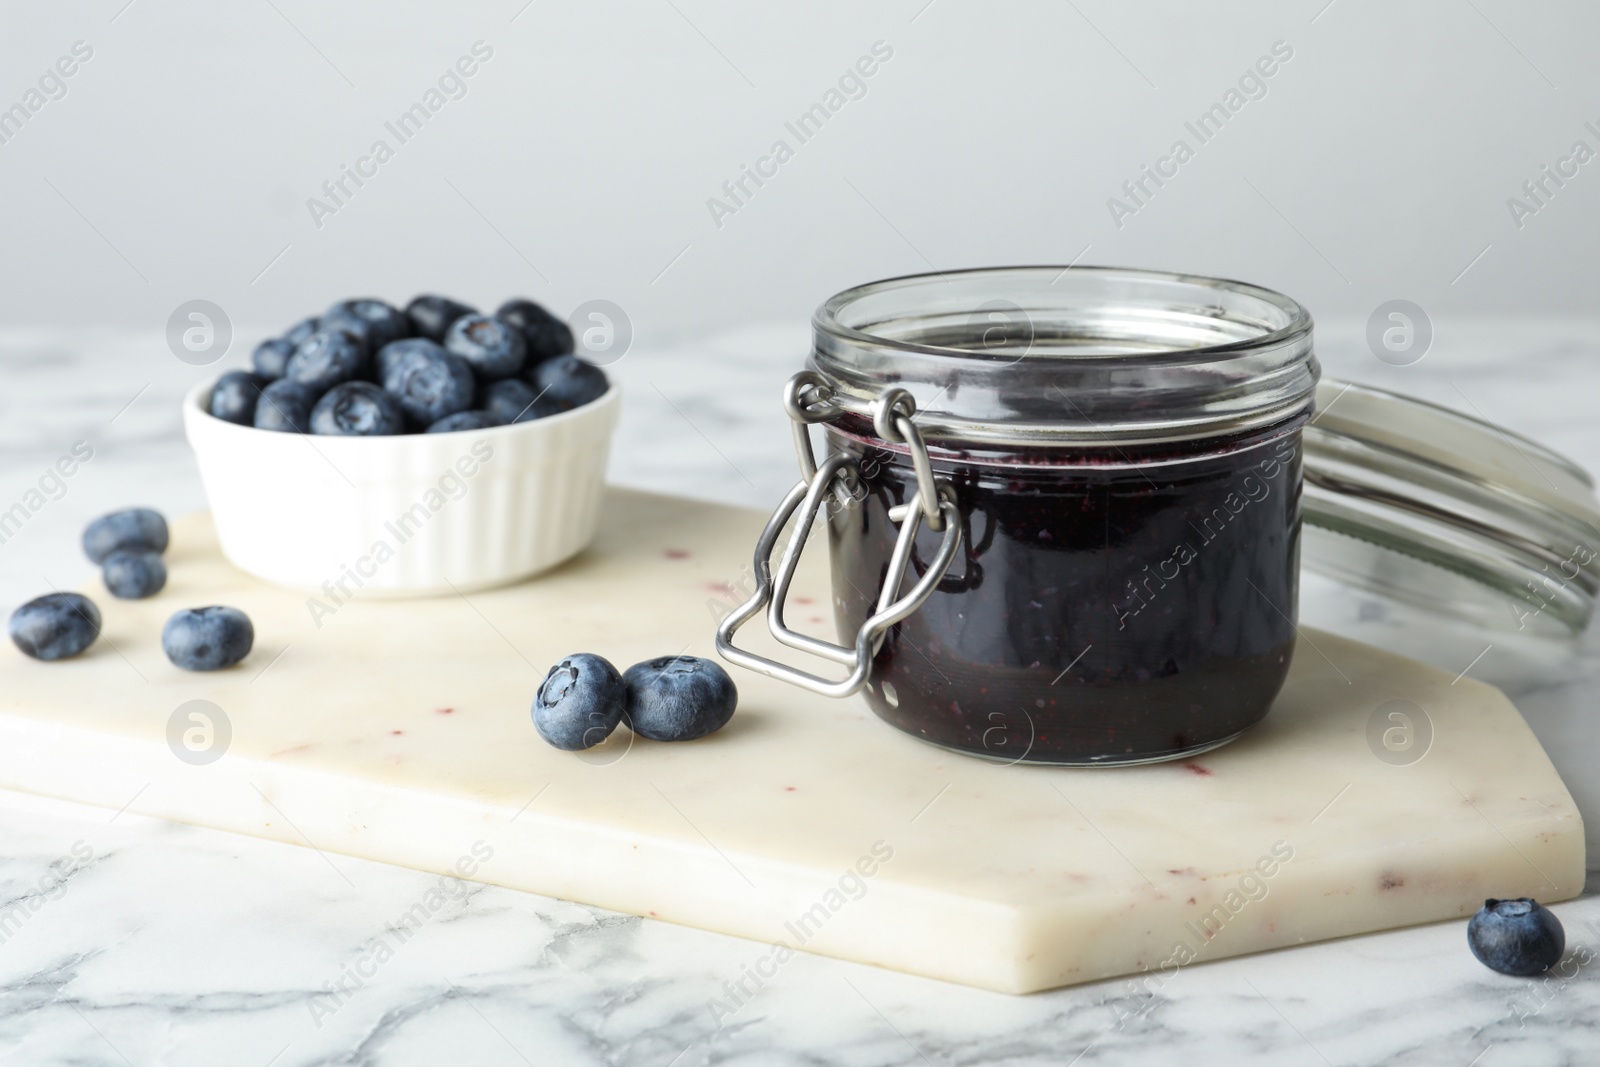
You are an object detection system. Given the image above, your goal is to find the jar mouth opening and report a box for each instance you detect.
[814,265,1312,365]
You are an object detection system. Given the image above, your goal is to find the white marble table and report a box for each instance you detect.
[0,320,1596,1065]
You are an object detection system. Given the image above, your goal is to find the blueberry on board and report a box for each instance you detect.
[83,508,169,564]
[533,653,626,750]
[251,338,295,380]
[162,606,253,671]
[405,294,477,344]
[9,592,100,661]
[286,330,368,393]
[495,299,574,363]
[253,379,321,433]
[282,315,320,348]
[1468,898,1565,976]
[426,410,500,433]
[531,355,608,412]
[102,550,167,599]
[322,298,410,353]
[208,370,267,426]
[623,655,738,741]
[481,378,563,425]
[445,314,527,380]
[310,382,406,436]
[377,340,475,428]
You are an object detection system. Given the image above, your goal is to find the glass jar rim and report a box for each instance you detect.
[809,265,1319,448]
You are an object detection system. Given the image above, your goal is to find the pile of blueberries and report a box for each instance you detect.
[211,296,608,435]
[8,507,254,672]
[534,653,738,749]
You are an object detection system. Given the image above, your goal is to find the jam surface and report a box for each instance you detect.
[827,424,1304,764]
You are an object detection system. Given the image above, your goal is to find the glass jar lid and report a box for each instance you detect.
[1303,379,1600,637]
[811,265,1318,448]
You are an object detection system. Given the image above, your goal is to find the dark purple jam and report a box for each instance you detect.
[826,419,1305,764]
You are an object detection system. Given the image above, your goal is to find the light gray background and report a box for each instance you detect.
[0,0,1595,339]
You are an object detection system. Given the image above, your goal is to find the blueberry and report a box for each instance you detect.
[496,299,574,363]
[406,294,478,344]
[83,508,168,564]
[9,593,100,661]
[426,410,500,433]
[208,370,267,425]
[377,339,475,428]
[481,378,563,424]
[531,354,608,412]
[1468,898,1565,976]
[533,653,626,750]
[623,655,738,741]
[286,330,368,393]
[251,338,295,380]
[322,298,410,353]
[445,314,527,380]
[161,606,253,671]
[282,315,320,348]
[102,550,167,599]
[253,379,321,433]
[310,382,406,436]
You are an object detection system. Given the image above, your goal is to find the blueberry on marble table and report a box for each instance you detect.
[377,340,475,428]
[533,653,626,750]
[531,354,608,412]
[162,606,253,671]
[405,294,477,344]
[310,382,405,436]
[282,315,320,348]
[253,379,321,433]
[83,508,168,563]
[102,550,167,599]
[251,337,295,380]
[208,370,267,426]
[426,410,499,433]
[623,655,738,741]
[445,314,527,380]
[286,330,368,393]
[481,378,561,425]
[322,298,410,353]
[1468,898,1565,976]
[8,593,100,661]
[495,298,574,364]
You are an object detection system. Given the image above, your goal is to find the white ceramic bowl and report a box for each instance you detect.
[183,379,621,596]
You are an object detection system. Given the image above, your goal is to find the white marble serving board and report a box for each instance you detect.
[0,489,1582,994]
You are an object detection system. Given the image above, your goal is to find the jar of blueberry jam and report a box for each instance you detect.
[718,266,1320,765]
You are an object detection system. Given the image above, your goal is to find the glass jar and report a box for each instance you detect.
[718,266,1320,765]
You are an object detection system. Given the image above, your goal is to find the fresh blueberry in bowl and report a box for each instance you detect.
[405,294,477,344]
[445,314,526,380]
[377,340,475,428]
[102,550,167,599]
[1468,898,1565,976]
[162,606,253,671]
[209,371,267,426]
[533,653,626,750]
[83,508,168,564]
[253,379,321,433]
[322,298,410,353]
[8,592,100,661]
[282,315,320,348]
[286,330,368,393]
[251,338,296,380]
[531,355,608,412]
[481,378,562,424]
[311,382,405,436]
[496,299,573,364]
[427,410,500,433]
[623,655,738,741]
